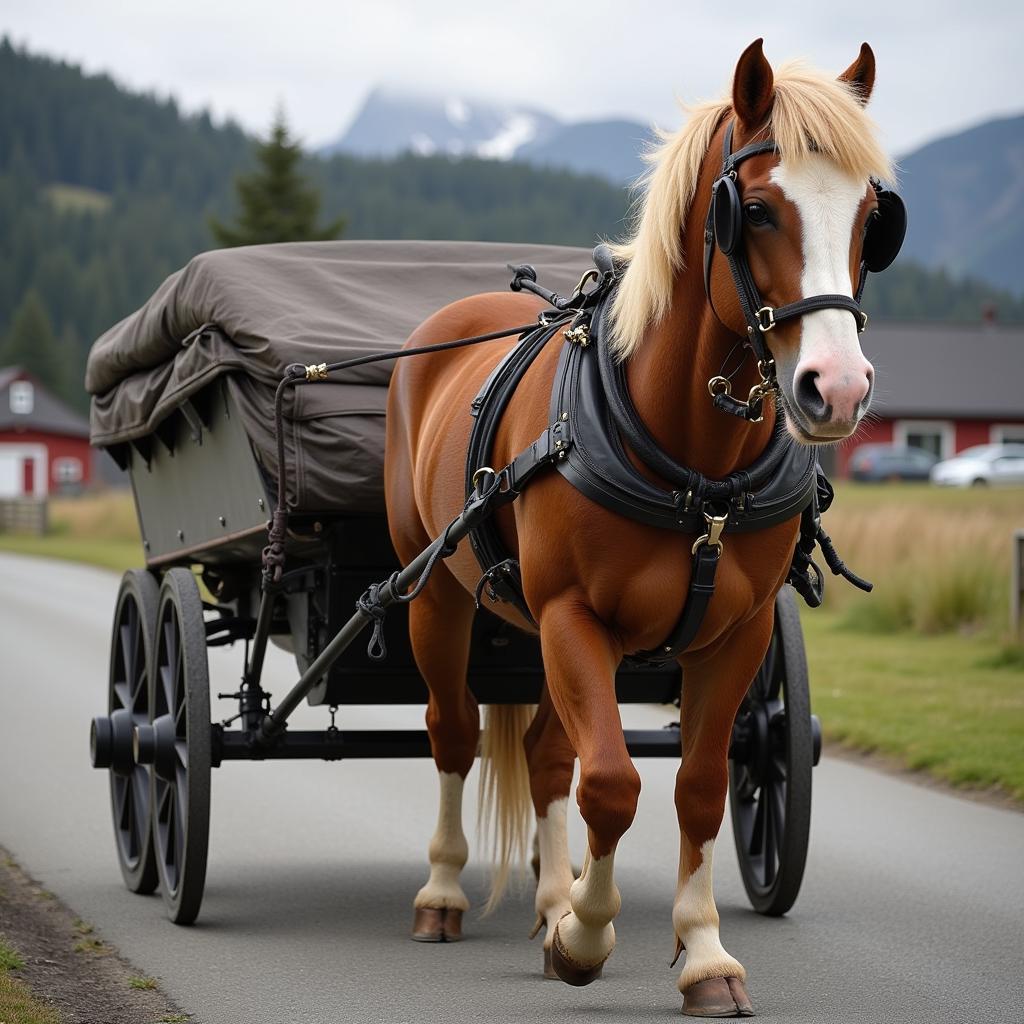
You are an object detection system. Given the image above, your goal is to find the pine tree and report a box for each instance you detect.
[209,110,345,247]
[0,289,65,395]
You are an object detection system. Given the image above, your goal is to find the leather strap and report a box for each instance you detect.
[632,540,721,663]
[465,316,573,621]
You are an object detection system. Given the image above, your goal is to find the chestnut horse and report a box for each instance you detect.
[385,40,893,1016]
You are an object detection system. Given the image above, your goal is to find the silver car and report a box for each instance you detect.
[930,443,1024,486]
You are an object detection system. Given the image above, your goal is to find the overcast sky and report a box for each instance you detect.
[3,1,1021,156]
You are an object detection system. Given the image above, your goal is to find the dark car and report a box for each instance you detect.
[848,443,938,482]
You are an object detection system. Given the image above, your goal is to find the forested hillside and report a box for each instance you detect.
[1,39,1021,413]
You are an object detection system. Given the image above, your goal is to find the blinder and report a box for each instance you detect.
[862,184,906,273]
[712,174,743,256]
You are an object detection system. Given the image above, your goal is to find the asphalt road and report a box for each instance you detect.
[1,552,1022,1024]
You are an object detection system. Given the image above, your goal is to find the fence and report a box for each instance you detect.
[0,498,48,536]
[1014,530,1024,640]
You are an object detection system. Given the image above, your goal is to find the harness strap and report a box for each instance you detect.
[631,538,721,664]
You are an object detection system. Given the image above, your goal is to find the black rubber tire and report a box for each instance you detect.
[728,587,813,916]
[150,568,211,925]
[106,570,160,894]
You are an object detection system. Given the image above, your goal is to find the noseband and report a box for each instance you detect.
[702,121,906,420]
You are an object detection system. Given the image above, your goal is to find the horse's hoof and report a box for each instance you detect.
[549,922,606,986]
[411,907,463,943]
[682,977,754,1017]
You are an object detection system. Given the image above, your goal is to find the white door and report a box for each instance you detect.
[0,444,48,498]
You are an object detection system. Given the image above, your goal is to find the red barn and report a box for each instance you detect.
[0,367,93,497]
[826,321,1024,478]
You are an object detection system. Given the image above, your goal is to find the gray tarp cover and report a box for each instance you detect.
[87,240,592,512]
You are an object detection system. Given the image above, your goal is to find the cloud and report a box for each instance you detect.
[2,0,1022,153]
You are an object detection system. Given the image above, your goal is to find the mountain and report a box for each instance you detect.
[324,87,653,182]
[323,87,562,160]
[897,114,1024,294]
[518,120,655,184]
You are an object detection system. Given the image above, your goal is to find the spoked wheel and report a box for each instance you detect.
[92,570,160,893]
[146,568,211,925]
[728,587,820,916]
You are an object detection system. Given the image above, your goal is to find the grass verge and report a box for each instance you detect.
[0,491,142,575]
[804,609,1024,801]
[0,937,60,1024]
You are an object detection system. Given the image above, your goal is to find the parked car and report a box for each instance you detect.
[930,443,1024,487]
[848,443,938,482]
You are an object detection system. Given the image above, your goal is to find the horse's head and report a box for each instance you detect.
[706,40,904,444]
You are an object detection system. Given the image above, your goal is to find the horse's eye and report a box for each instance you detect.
[744,202,770,226]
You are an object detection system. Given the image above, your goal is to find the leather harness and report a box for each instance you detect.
[461,119,895,663]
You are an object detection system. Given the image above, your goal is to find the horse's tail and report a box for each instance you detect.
[478,703,536,914]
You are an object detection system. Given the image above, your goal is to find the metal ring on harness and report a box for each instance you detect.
[471,466,496,493]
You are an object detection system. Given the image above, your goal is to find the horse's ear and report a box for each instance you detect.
[732,39,775,130]
[838,42,876,105]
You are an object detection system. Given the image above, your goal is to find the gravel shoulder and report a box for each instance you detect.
[0,848,188,1024]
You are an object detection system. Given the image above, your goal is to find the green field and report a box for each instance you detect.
[803,610,1024,800]
[2,486,1022,803]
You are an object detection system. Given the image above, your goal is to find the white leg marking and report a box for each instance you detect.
[557,848,620,968]
[414,771,470,911]
[673,839,745,991]
[534,797,575,949]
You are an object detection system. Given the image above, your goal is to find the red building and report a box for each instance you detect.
[0,367,93,497]
[826,321,1024,478]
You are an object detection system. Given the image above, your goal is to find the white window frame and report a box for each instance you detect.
[9,380,34,415]
[53,456,84,484]
[990,423,1024,445]
[893,419,955,461]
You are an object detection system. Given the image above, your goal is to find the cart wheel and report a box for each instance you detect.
[728,587,813,916]
[97,570,160,894]
[148,568,211,925]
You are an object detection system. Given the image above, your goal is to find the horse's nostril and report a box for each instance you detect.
[795,370,831,424]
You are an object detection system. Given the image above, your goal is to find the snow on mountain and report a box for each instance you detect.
[320,86,652,182]
[324,86,561,163]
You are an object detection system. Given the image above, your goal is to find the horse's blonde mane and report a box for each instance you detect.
[608,60,895,359]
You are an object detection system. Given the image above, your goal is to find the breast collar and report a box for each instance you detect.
[548,287,818,536]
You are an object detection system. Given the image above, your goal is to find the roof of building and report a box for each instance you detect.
[862,322,1022,420]
[0,367,91,438]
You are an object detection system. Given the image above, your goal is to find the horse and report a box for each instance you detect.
[384,39,896,1017]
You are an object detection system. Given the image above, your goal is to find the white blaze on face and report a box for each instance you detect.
[771,156,872,425]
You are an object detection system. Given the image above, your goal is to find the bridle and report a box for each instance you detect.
[702,120,906,421]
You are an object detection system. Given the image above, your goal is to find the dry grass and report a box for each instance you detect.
[818,484,1023,636]
[0,490,142,575]
[46,491,140,542]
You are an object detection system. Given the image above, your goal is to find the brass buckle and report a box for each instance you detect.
[692,510,728,555]
[755,306,776,332]
[471,466,496,492]
[708,376,732,398]
[304,362,329,381]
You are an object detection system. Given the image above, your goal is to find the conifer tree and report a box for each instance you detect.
[209,110,345,246]
[0,290,65,395]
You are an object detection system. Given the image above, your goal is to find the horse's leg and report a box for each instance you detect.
[523,684,576,978]
[537,598,639,986]
[406,561,479,943]
[673,608,774,1017]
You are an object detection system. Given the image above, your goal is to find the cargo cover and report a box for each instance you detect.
[87,240,593,512]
